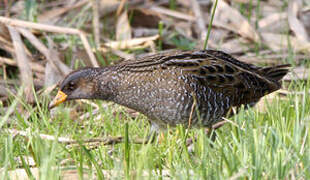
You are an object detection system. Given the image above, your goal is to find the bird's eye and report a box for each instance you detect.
[67,81,76,91]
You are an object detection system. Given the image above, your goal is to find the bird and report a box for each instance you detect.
[49,49,290,135]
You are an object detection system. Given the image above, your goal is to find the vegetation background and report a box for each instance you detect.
[0,0,309,179]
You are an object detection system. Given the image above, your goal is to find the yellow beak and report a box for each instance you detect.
[49,90,68,109]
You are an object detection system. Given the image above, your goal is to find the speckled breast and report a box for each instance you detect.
[112,67,232,128]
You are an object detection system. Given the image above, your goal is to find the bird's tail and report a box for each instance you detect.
[260,64,291,82]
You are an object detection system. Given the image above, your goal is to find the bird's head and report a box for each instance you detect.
[48,68,103,109]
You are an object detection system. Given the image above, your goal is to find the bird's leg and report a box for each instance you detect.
[205,107,233,142]
[205,120,227,142]
[134,123,159,144]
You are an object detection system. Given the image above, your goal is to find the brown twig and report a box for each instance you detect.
[6,128,153,149]
[7,128,123,145]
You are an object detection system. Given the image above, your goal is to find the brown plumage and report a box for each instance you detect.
[49,50,290,131]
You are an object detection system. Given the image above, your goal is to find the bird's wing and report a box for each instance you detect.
[160,50,280,105]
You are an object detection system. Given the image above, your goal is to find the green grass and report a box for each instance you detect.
[1,0,310,179]
[0,77,310,179]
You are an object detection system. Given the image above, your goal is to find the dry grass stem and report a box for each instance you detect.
[0,16,98,67]
[6,129,141,147]
[17,27,69,75]
[0,16,81,34]
[0,56,44,73]
[0,32,32,57]
[221,117,241,129]
[79,33,99,67]
[8,129,73,142]
[187,98,196,129]
[116,0,127,16]
[300,124,308,155]
[91,0,100,48]
[228,168,248,180]
[7,26,34,103]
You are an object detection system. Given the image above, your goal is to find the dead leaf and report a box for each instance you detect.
[288,0,309,42]
[220,38,252,54]
[284,66,310,81]
[150,6,195,21]
[258,12,287,32]
[10,1,25,15]
[38,0,89,23]
[44,62,64,87]
[254,92,282,113]
[300,9,310,35]
[266,0,283,7]
[130,8,162,29]
[174,21,196,41]
[229,0,250,3]
[15,156,36,167]
[99,0,120,16]
[116,10,132,41]
[213,0,260,42]
[260,1,281,16]
[261,32,310,53]
[62,170,89,180]
[177,0,191,7]
[102,35,159,51]
[133,28,158,37]
[190,0,207,40]
[8,168,39,180]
